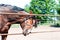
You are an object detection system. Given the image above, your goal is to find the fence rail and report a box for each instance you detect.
[0,12,60,16]
[0,30,60,35]
[0,12,60,36]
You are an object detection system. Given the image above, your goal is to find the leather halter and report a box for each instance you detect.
[21,16,33,23]
[20,16,35,27]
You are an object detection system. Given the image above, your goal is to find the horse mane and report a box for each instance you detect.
[0,4,24,13]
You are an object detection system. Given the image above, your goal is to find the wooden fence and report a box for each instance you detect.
[0,12,60,16]
[0,12,60,35]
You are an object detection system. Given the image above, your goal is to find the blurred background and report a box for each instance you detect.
[0,0,60,40]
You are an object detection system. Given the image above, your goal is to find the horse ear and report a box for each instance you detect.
[29,10,33,14]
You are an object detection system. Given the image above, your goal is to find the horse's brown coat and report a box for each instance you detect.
[0,4,38,40]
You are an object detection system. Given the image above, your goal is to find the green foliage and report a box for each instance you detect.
[51,23,60,27]
[24,5,30,12]
[57,8,60,14]
[30,0,56,14]
[56,0,60,14]
[24,0,58,23]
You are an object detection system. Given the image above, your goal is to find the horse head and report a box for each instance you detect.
[19,11,39,36]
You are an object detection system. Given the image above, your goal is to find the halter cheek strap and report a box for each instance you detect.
[20,16,34,27]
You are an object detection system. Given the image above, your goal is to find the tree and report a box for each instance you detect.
[56,0,60,14]
[24,0,57,23]
[30,0,56,14]
[24,4,30,12]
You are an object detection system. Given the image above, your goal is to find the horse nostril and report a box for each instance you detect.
[23,33,27,36]
[22,29,28,36]
[24,34,27,36]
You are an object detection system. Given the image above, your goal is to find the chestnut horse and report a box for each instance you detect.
[0,4,38,40]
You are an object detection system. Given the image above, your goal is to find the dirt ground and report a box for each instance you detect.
[0,25,60,40]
